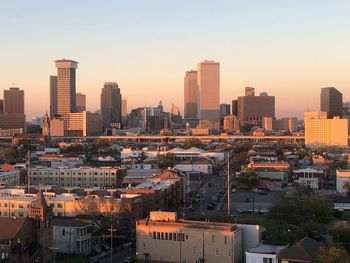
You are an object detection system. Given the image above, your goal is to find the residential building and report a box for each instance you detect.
[304,112,348,148]
[320,87,343,118]
[55,59,78,114]
[101,82,122,129]
[184,70,199,119]
[53,217,92,255]
[198,60,220,128]
[293,168,324,190]
[336,169,350,195]
[279,237,322,263]
[245,244,287,263]
[76,92,86,112]
[174,159,213,175]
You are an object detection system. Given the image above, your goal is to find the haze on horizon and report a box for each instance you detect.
[0,0,350,120]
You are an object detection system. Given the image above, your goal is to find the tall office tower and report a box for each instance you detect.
[49,75,57,117]
[220,104,231,117]
[245,87,255,96]
[4,87,24,113]
[237,88,275,126]
[76,92,86,112]
[320,87,343,118]
[122,98,128,117]
[101,82,122,129]
[198,60,220,128]
[55,59,78,115]
[184,70,199,119]
[0,99,3,113]
[232,100,238,116]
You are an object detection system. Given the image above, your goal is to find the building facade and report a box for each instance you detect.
[101,82,122,129]
[198,60,220,128]
[184,70,199,119]
[76,92,86,112]
[55,59,78,115]
[320,87,343,118]
[50,75,58,117]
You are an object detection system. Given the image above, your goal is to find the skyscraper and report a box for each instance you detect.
[122,98,128,117]
[198,60,220,128]
[50,75,57,117]
[101,82,122,129]
[4,87,24,113]
[0,99,3,113]
[76,92,86,112]
[320,87,343,118]
[184,70,199,119]
[55,59,78,115]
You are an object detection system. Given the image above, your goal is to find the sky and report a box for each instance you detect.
[1,0,350,120]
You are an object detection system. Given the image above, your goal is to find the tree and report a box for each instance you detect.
[344,182,350,199]
[234,142,252,153]
[157,153,176,169]
[1,148,18,163]
[183,139,203,149]
[317,246,350,263]
[330,222,350,253]
[237,169,259,189]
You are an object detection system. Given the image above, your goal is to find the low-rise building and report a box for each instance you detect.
[279,237,322,263]
[245,244,287,263]
[0,170,20,186]
[336,169,350,195]
[28,166,126,187]
[53,217,92,256]
[174,158,213,175]
[293,168,324,190]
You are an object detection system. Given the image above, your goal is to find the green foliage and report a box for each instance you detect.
[233,152,249,165]
[295,148,307,159]
[0,147,18,163]
[183,139,203,149]
[316,246,350,263]
[330,222,350,253]
[93,138,111,149]
[237,168,259,189]
[157,153,176,169]
[234,142,252,153]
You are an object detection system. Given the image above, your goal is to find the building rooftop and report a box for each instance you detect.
[53,217,91,228]
[0,217,26,240]
[247,244,287,254]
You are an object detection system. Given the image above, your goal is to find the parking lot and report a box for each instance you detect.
[221,189,283,215]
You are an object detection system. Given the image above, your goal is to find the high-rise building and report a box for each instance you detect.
[101,82,122,129]
[63,111,102,136]
[232,100,238,116]
[50,75,57,117]
[220,104,231,117]
[320,87,343,118]
[237,88,275,126]
[223,115,240,133]
[304,112,348,148]
[76,92,86,112]
[122,98,128,117]
[184,70,199,119]
[55,59,78,115]
[0,99,3,113]
[198,60,220,128]
[4,87,24,114]
[0,87,26,131]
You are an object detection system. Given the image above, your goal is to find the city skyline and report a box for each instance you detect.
[1,1,350,119]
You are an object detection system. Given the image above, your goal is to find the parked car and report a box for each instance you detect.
[236,208,247,214]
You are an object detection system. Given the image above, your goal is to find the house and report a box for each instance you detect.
[279,237,323,263]
[53,217,92,256]
[293,167,324,190]
[245,244,287,263]
[336,169,350,195]
[174,158,213,175]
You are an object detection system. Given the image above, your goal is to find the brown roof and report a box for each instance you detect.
[33,190,49,209]
[279,237,322,262]
[0,217,26,240]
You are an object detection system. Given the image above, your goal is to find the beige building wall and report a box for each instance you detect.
[136,212,242,263]
[305,114,348,148]
[198,61,220,126]
[224,115,239,132]
[50,117,64,136]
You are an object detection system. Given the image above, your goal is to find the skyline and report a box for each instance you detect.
[1,0,350,119]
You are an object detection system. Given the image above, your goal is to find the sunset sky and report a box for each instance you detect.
[1,0,350,119]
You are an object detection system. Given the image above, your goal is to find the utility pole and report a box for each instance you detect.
[227,152,231,216]
[26,150,30,193]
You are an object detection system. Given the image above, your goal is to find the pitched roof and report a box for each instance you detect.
[0,217,26,240]
[33,190,49,209]
[53,217,91,227]
[279,237,322,262]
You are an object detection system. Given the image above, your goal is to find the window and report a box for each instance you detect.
[215,249,219,256]
[185,235,189,240]
[62,229,66,236]
[192,248,196,255]
[169,233,172,240]
[165,233,168,240]
[212,235,215,243]
[57,203,63,208]
[19,204,24,208]
[224,236,227,244]
[143,243,146,250]
[263,258,272,263]
[11,203,15,208]
[228,251,231,257]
